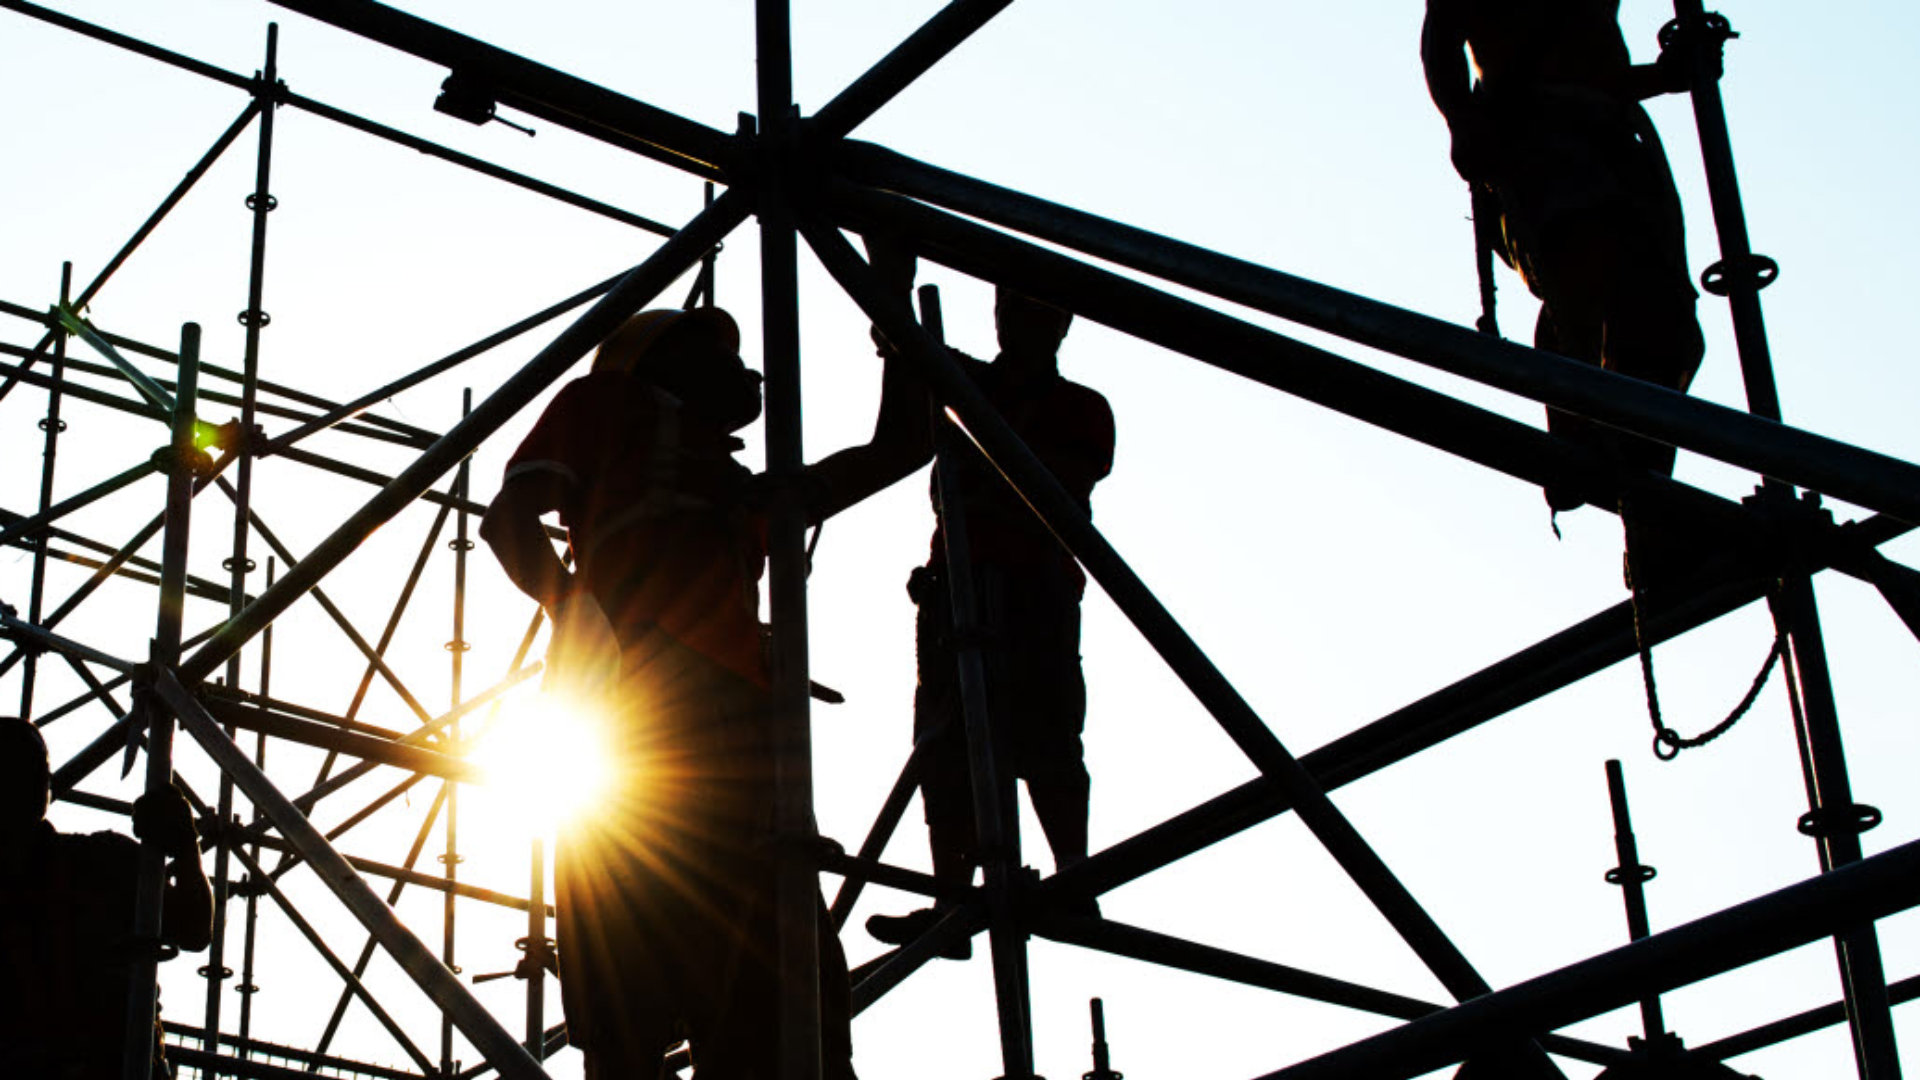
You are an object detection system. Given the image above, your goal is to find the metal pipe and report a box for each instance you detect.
[1047,567,1775,911]
[835,143,1920,525]
[196,698,478,781]
[1695,972,1920,1062]
[442,387,473,1077]
[1772,574,1902,1078]
[207,31,281,1062]
[0,99,256,405]
[920,282,1035,1076]
[59,306,178,415]
[1670,0,1781,424]
[828,735,932,929]
[0,459,235,683]
[1034,915,1628,1069]
[220,842,438,1075]
[265,0,734,179]
[0,299,432,441]
[525,838,546,1059]
[313,782,450,1060]
[218,486,435,724]
[0,459,160,552]
[1255,834,1920,1080]
[178,192,748,687]
[827,181,1614,507]
[754,10,826,1066]
[0,0,254,92]
[124,321,200,1080]
[805,219,1507,1007]
[267,265,629,453]
[281,87,677,237]
[237,559,273,1061]
[243,834,552,918]
[810,0,1015,139]
[290,493,451,823]
[155,669,553,1080]
[0,345,418,446]
[21,262,71,720]
[1602,760,1665,1039]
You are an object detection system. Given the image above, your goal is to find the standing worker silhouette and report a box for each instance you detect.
[1423,0,1724,588]
[863,247,1115,956]
[484,306,918,1080]
[0,715,212,1079]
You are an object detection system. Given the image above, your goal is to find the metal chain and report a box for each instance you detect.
[1623,500,1783,760]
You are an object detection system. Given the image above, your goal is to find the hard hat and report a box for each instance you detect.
[592,307,741,376]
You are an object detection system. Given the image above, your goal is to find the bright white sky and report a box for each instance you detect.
[5,3,1920,1079]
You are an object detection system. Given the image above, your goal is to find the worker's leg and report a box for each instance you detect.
[866,565,974,955]
[1006,576,1093,890]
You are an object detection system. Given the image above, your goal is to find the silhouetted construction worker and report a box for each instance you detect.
[483,307,911,1080]
[0,715,212,1079]
[1423,0,1724,586]
[864,262,1115,956]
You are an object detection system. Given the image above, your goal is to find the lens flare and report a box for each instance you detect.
[468,692,617,835]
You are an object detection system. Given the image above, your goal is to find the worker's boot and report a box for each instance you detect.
[864,906,971,960]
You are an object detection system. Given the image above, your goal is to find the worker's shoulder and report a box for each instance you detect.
[1052,373,1112,417]
[47,827,140,881]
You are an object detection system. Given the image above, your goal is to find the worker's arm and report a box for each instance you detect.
[1624,26,1723,100]
[1422,0,1492,182]
[134,784,213,953]
[480,471,574,612]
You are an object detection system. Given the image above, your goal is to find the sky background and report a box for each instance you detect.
[4,2,1920,1079]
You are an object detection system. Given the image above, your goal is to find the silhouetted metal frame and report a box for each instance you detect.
[1,1,1915,1078]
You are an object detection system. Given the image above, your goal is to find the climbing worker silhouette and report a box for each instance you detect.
[862,243,1115,958]
[483,305,922,1080]
[0,715,213,1079]
[1423,0,1725,589]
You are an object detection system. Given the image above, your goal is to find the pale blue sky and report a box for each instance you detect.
[4,3,1919,1079]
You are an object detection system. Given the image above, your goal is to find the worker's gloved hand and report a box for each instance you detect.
[1655,23,1726,93]
[544,588,621,701]
[132,782,201,860]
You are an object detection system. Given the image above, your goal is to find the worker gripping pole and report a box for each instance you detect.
[1666,6,1900,1073]
[124,321,200,1080]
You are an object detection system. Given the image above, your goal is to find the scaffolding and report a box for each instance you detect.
[2,2,1917,1079]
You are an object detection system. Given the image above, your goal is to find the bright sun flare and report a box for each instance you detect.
[467,692,618,836]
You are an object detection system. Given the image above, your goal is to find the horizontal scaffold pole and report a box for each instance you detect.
[1256,833,1920,1080]
[266,0,735,180]
[837,141,1920,525]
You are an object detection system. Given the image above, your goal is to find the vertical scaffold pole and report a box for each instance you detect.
[527,837,547,1058]
[755,2,824,1075]
[1602,760,1664,1041]
[444,387,475,1076]
[205,27,280,1067]
[1668,5,1900,1074]
[920,283,1037,1078]
[21,260,71,721]
[124,321,200,1080]
[235,557,275,1065]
